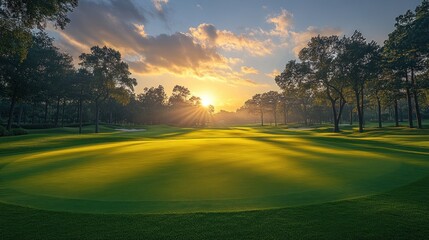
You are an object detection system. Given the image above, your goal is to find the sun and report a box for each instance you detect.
[201,95,214,107]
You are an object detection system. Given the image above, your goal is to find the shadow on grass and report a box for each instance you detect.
[0,175,428,239]
[0,127,197,157]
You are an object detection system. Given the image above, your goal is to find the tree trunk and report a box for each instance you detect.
[405,72,414,128]
[7,95,17,131]
[44,100,49,124]
[61,99,66,127]
[55,96,60,127]
[338,99,346,130]
[273,107,277,127]
[260,110,264,126]
[331,100,340,132]
[399,107,404,122]
[355,90,363,133]
[75,104,80,124]
[303,104,308,126]
[78,96,83,134]
[413,92,422,128]
[361,85,365,130]
[31,102,36,124]
[411,69,422,129]
[95,101,100,133]
[350,107,353,126]
[394,99,399,127]
[17,104,23,127]
[283,105,288,125]
[377,97,382,128]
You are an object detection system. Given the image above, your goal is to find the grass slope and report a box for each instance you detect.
[0,125,428,239]
[1,174,428,239]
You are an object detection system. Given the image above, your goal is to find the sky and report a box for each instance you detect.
[48,0,422,111]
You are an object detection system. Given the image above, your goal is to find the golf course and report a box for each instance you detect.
[1,125,429,239]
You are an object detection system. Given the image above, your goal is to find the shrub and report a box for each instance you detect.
[12,128,28,136]
[0,125,10,136]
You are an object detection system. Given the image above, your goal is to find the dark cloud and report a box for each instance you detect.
[50,0,266,87]
[57,0,144,50]
[130,32,224,74]
[53,0,226,76]
[198,23,218,41]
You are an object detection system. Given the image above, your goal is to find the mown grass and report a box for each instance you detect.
[0,125,428,239]
[1,174,428,240]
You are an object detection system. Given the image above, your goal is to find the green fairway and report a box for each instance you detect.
[0,126,428,214]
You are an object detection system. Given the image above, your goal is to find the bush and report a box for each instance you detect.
[0,125,10,136]
[12,128,28,136]
[16,124,55,129]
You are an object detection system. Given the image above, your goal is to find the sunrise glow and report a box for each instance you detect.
[201,95,214,107]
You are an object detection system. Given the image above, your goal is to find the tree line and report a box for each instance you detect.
[241,1,429,132]
[0,33,214,134]
[1,0,428,134]
[0,1,216,134]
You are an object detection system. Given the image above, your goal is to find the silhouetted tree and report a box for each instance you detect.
[261,91,281,126]
[0,33,57,130]
[138,85,167,124]
[383,2,429,129]
[299,35,348,132]
[79,46,137,133]
[341,31,380,132]
[0,0,78,59]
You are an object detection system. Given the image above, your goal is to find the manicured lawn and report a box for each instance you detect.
[0,125,428,239]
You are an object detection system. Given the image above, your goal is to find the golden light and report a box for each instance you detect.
[201,94,214,107]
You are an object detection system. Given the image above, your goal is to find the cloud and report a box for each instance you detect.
[128,32,226,75]
[48,0,146,56]
[266,69,281,79]
[152,0,168,13]
[257,9,342,55]
[266,9,294,37]
[189,23,273,56]
[133,24,147,37]
[291,26,342,56]
[241,66,259,75]
[50,0,262,87]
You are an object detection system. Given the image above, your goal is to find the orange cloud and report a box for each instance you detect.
[266,69,281,79]
[241,66,260,75]
[48,0,265,89]
[267,9,294,37]
[189,23,273,56]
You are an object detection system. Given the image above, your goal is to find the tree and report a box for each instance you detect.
[46,51,74,127]
[168,85,191,107]
[167,85,211,126]
[276,60,314,127]
[0,0,78,59]
[0,32,56,130]
[79,46,137,133]
[252,94,265,126]
[384,2,429,129]
[368,71,388,128]
[72,69,91,134]
[341,31,380,132]
[261,91,281,126]
[299,35,348,132]
[138,85,167,124]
